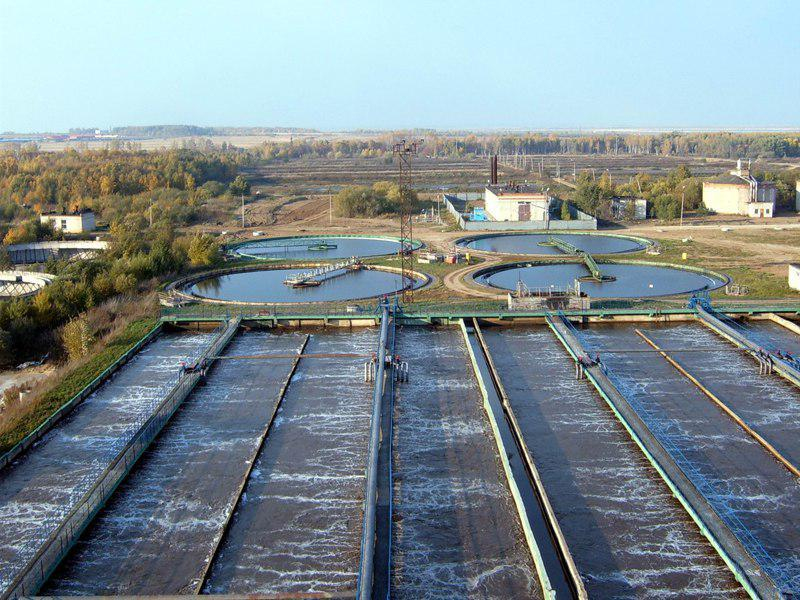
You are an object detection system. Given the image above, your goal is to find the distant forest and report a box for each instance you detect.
[254,132,800,161]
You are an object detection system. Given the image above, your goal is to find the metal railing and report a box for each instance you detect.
[559,316,797,595]
[713,310,800,370]
[1,321,234,599]
[161,299,800,324]
[356,300,392,599]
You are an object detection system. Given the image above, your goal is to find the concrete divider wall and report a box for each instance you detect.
[546,315,778,600]
[1,318,240,600]
[471,320,587,599]
[460,320,558,599]
[194,332,310,593]
[0,323,164,472]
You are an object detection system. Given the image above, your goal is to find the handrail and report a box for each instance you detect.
[546,313,782,599]
[0,322,163,471]
[1,318,240,600]
[635,329,800,479]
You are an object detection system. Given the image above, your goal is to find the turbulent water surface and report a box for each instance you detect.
[0,331,212,593]
[642,323,800,469]
[203,328,375,595]
[42,331,306,595]
[482,326,744,598]
[744,318,800,357]
[391,326,540,599]
[579,323,800,594]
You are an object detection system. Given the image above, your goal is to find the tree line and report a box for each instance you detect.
[0,147,244,217]
[252,131,800,162]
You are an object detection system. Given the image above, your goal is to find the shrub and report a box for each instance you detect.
[61,317,93,361]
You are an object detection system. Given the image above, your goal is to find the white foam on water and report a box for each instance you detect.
[480,326,746,598]
[391,327,540,600]
[579,324,800,594]
[203,329,375,596]
[0,332,215,592]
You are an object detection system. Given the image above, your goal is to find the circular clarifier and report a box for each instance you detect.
[474,262,727,298]
[457,232,649,255]
[231,235,420,260]
[185,267,425,304]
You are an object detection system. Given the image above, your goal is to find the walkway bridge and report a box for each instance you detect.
[546,311,783,599]
[283,257,362,287]
[540,236,616,282]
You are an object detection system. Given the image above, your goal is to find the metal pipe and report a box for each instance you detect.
[356,301,391,600]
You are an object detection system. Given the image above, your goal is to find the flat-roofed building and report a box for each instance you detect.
[40,209,96,233]
[484,184,552,222]
[702,160,776,218]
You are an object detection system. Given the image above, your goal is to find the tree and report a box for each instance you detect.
[61,317,93,361]
[0,247,11,269]
[560,200,572,220]
[334,182,417,218]
[229,175,250,196]
[187,234,221,267]
[652,194,680,220]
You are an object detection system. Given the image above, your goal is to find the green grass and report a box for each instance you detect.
[0,318,158,454]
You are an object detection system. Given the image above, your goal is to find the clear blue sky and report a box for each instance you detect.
[1,0,798,132]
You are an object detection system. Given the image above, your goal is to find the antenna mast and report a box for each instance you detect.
[393,139,421,304]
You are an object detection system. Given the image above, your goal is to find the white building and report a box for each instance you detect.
[702,160,776,218]
[790,264,800,292]
[40,210,96,233]
[484,184,552,222]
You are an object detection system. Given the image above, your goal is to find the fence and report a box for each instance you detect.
[442,193,597,231]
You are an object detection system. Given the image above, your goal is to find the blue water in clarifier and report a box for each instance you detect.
[477,263,725,298]
[233,236,405,260]
[459,233,646,255]
[189,268,422,303]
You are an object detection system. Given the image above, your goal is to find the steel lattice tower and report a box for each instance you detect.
[392,140,420,304]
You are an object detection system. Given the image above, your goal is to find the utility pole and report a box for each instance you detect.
[329,187,333,226]
[241,194,245,229]
[680,191,685,226]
